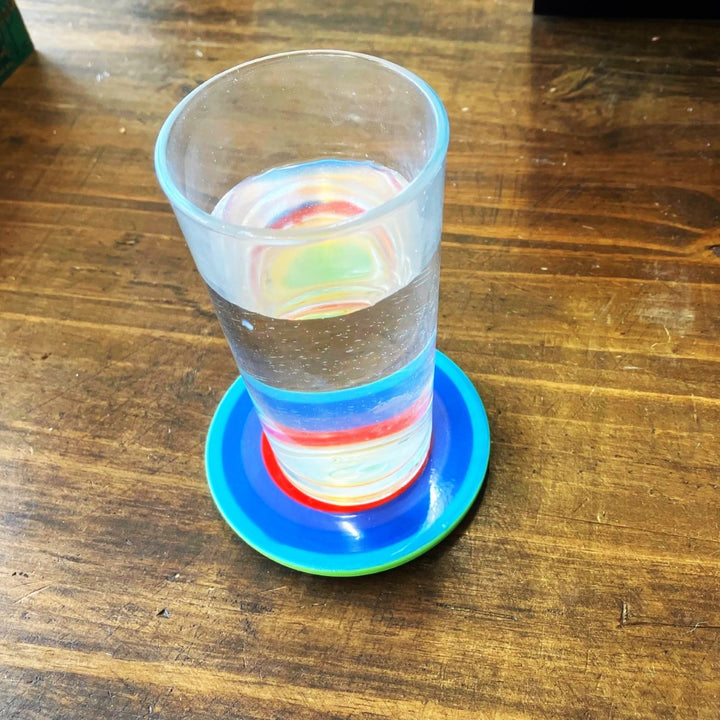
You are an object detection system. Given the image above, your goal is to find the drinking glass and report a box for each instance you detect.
[155,50,449,509]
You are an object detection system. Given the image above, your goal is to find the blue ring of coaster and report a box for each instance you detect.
[206,350,491,576]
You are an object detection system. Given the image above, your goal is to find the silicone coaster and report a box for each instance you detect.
[206,351,491,576]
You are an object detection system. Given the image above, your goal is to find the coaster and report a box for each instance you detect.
[206,351,491,576]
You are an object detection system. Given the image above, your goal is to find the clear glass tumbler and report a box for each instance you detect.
[155,50,449,508]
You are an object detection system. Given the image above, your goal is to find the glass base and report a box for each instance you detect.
[261,433,432,513]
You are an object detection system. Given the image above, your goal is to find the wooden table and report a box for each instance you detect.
[2,1,719,717]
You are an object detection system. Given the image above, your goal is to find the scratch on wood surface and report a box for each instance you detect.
[547,67,596,99]
[617,606,720,632]
[583,648,590,674]
[619,600,629,627]
[14,585,50,604]
[571,496,589,515]
[435,601,520,622]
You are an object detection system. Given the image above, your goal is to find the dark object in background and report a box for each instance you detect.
[533,0,720,17]
[0,0,33,85]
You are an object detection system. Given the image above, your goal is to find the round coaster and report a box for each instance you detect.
[206,351,491,576]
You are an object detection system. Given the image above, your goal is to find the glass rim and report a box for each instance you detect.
[154,49,450,244]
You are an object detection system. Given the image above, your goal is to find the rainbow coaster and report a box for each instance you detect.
[206,351,491,576]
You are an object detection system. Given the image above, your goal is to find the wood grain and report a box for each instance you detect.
[1,1,719,718]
